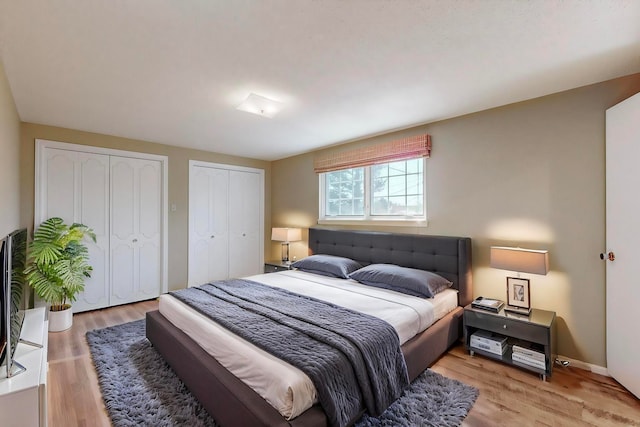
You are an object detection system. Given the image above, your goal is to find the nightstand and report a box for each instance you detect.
[264,260,294,273]
[463,304,556,380]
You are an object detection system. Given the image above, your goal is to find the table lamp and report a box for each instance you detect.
[490,246,549,315]
[271,228,302,263]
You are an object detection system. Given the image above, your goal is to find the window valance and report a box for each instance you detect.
[313,134,431,174]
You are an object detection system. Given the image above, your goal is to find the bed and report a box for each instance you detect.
[146,227,472,427]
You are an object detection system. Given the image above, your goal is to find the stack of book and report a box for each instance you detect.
[470,330,508,356]
[511,343,546,370]
[471,297,505,313]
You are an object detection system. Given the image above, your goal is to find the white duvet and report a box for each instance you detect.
[158,270,458,419]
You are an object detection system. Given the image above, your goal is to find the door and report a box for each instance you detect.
[188,161,264,285]
[35,139,168,311]
[606,91,640,398]
[75,152,110,311]
[110,156,162,305]
[228,170,262,278]
[37,148,110,312]
[188,166,229,286]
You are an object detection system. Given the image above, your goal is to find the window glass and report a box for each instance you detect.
[321,158,425,221]
[324,167,364,216]
[371,158,423,216]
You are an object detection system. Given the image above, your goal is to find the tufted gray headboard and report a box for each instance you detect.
[308,227,473,306]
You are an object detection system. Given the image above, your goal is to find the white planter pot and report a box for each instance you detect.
[49,306,73,332]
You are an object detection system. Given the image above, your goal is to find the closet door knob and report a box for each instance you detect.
[600,252,615,261]
[132,238,138,243]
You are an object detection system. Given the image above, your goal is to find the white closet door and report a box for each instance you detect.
[209,169,230,281]
[40,148,76,221]
[36,139,168,312]
[137,160,162,298]
[75,152,110,311]
[110,156,162,305]
[606,92,640,398]
[37,148,110,312]
[228,170,262,278]
[188,166,229,286]
[188,161,264,284]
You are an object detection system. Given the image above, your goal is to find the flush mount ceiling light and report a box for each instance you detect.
[236,93,283,118]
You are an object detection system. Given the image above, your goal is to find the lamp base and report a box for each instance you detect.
[504,305,532,316]
[281,242,290,262]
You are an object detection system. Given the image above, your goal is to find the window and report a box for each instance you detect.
[324,168,364,216]
[319,158,426,223]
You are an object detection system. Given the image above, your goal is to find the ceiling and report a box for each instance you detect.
[1,1,639,161]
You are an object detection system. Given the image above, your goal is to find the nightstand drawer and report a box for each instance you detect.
[264,264,282,273]
[464,310,548,344]
[264,262,293,273]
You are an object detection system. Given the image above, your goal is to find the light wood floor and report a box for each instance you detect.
[48,300,640,427]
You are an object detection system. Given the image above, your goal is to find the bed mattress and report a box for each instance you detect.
[158,270,458,419]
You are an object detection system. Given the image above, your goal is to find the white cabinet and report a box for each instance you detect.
[188,161,264,286]
[35,140,168,312]
[0,308,48,427]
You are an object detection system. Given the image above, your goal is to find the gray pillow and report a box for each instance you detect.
[349,264,452,298]
[292,254,363,279]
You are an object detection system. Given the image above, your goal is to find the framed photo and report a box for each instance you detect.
[506,277,530,310]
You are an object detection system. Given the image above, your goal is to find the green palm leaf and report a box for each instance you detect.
[26,217,95,308]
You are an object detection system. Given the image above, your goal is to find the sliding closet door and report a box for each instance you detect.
[36,148,110,312]
[110,156,162,305]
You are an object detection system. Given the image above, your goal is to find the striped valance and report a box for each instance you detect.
[313,134,431,173]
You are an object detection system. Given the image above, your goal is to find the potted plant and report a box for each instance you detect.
[25,217,96,332]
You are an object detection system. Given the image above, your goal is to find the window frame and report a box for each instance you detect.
[318,158,428,226]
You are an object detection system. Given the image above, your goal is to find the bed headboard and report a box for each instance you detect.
[308,228,473,306]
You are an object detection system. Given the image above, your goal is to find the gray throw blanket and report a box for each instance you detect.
[170,279,409,427]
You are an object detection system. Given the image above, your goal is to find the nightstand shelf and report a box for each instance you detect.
[264,260,294,273]
[463,304,556,380]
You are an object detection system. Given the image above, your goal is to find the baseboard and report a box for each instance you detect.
[557,354,609,377]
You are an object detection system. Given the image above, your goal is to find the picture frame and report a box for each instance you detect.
[506,277,530,310]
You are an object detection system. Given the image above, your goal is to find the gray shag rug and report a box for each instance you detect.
[87,319,478,427]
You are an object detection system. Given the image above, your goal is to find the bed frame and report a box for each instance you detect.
[146,228,472,427]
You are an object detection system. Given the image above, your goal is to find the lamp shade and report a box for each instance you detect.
[271,227,302,242]
[490,246,549,275]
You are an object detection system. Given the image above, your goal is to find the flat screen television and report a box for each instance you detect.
[0,228,28,378]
